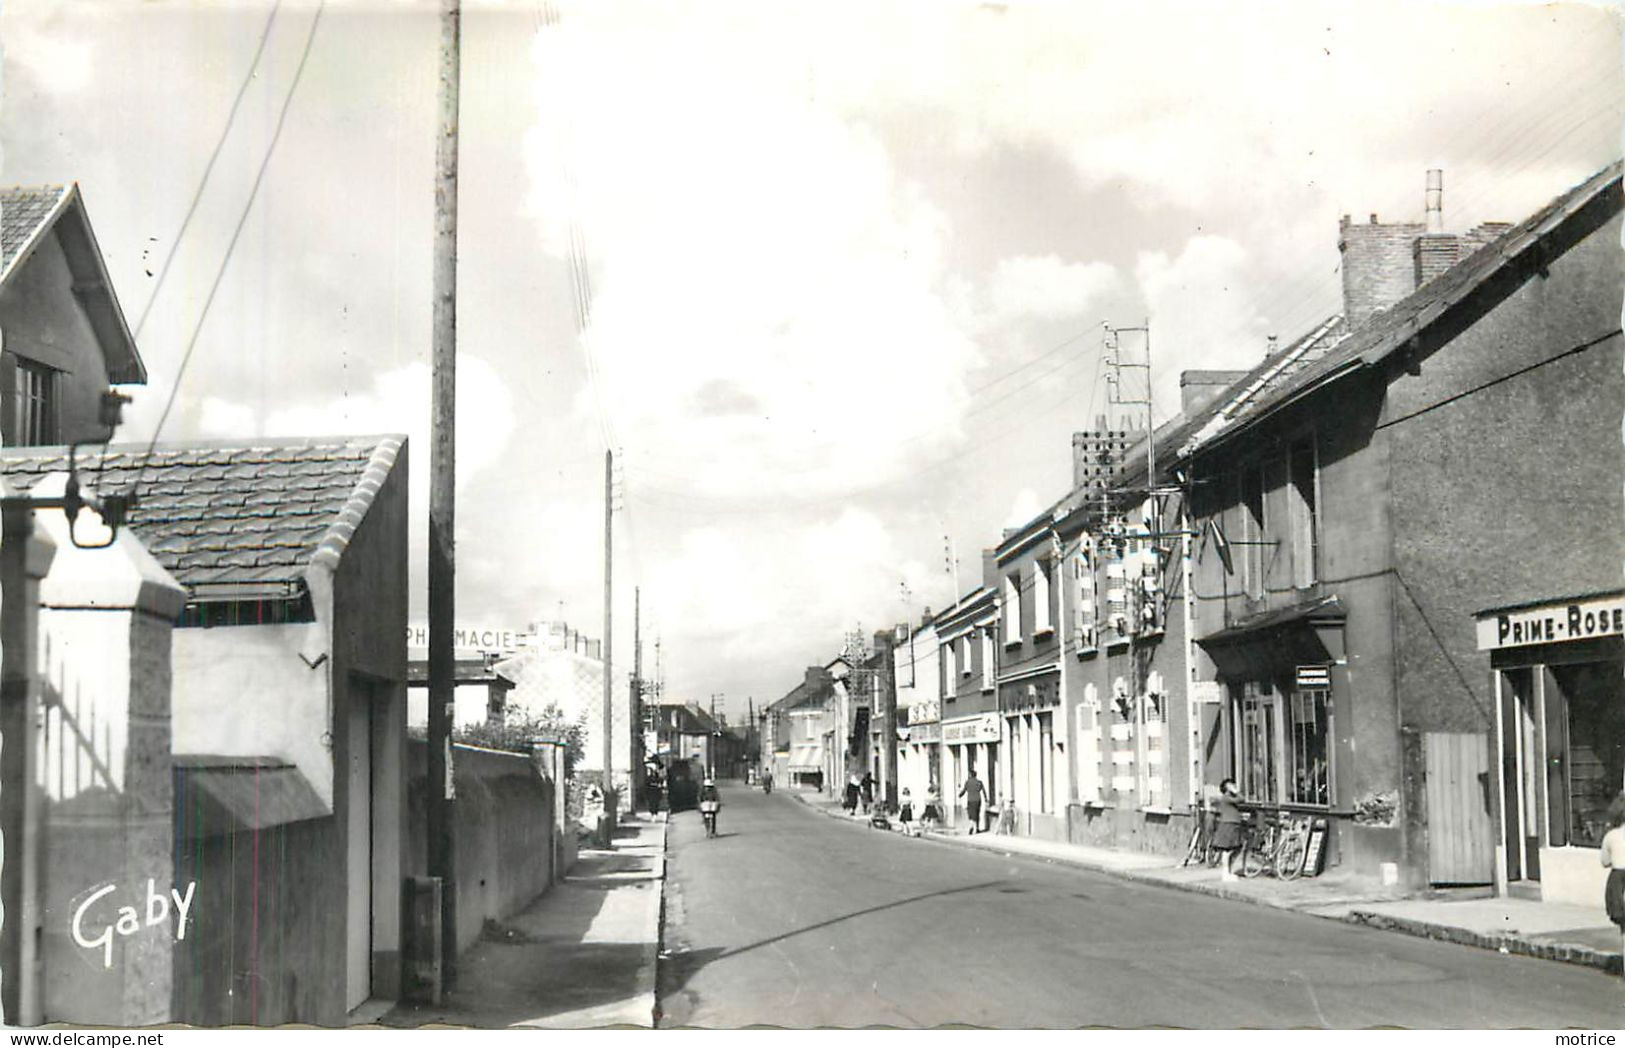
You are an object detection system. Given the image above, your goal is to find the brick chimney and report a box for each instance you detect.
[1339,169,1506,330]
[1179,369,1249,415]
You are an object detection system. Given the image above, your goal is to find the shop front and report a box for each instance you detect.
[1196,596,1354,874]
[1478,590,1625,906]
[942,712,1000,829]
[899,703,941,810]
[1000,671,1066,841]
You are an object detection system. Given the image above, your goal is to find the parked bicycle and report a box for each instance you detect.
[1238,809,1313,880]
[1181,806,1223,868]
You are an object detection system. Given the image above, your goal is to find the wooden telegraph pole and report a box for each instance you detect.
[601,449,614,839]
[631,586,643,811]
[427,0,461,986]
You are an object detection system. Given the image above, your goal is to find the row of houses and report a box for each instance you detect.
[766,161,1623,906]
[0,185,574,1025]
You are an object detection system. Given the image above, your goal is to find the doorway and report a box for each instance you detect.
[1499,668,1541,885]
[345,690,374,1012]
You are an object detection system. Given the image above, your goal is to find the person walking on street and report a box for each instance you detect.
[1598,791,1625,975]
[860,771,876,814]
[844,774,861,814]
[1212,778,1247,880]
[921,783,942,832]
[959,769,986,834]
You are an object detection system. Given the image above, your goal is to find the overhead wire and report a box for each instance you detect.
[126,1,327,496]
[95,0,284,490]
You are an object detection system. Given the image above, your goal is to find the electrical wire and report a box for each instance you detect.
[126,2,326,495]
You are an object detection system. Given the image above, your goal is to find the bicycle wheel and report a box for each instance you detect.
[1275,834,1307,880]
[1239,837,1270,878]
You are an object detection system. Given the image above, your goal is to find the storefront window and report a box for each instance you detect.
[1548,661,1625,847]
[1235,683,1280,803]
[1039,710,1054,813]
[1289,689,1330,806]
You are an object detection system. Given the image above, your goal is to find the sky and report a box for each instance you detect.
[2,0,1619,723]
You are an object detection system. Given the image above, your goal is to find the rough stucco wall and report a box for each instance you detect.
[330,440,409,1003]
[37,533,180,1025]
[406,741,554,957]
[171,622,333,805]
[1388,209,1624,734]
[0,229,114,443]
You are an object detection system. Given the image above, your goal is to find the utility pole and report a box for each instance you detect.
[426,0,461,988]
[876,630,898,809]
[631,586,643,813]
[601,449,614,838]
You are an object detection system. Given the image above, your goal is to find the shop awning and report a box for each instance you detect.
[1196,595,1345,681]
[788,741,825,772]
[174,756,329,838]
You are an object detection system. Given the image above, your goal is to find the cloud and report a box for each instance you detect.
[195,354,517,502]
[986,255,1120,322]
[3,16,95,96]
[1002,487,1041,530]
[524,6,983,501]
[1135,235,1270,414]
[648,506,924,672]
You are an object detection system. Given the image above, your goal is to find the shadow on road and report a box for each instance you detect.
[659,879,1007,1003]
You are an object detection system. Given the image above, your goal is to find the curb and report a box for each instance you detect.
[647,814,671,1028]
[1343,909,1622,974]
[791,789,1622,974]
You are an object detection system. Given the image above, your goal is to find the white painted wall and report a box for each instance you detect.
[1540,847,1610,911]
[172,621,335,808]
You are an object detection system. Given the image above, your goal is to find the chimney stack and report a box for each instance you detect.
[1424,169,1444,233]
[1178,369,1249,415]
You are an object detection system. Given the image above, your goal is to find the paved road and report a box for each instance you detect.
[657,784,1625,1028]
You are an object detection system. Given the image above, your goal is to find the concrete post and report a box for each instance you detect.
[30,474,184,1025]
[0,488,55,1025]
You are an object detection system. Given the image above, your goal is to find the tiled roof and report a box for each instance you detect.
[1160,159,1623,468]
[1,185,69,278]
[0,436,403,592]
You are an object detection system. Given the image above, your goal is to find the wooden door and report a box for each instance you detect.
[1426,731,1495,885]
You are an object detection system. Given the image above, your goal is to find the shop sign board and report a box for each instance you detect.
[942,713,1000,744]
[1476,594,1625,651]
[1295,665,1331,689]
[406,623,525,653]
[911,721,942,744]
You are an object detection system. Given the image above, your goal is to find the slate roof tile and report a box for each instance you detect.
[0,436,403,591]
[0,186,68,273]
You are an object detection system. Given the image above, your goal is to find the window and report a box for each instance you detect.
[1039,710,1054,814]
[980,628,994,690]
[1003,573,1022,645]
[1241,464,1267,597]
[943,642,956,689]
[1033,558,1053,636]
[1546,661,1625,847]
[959,634,972,678]
[1104,560,1128,642]
[1289,689,1330,806]
[1288,438,1319,588]
[14,358,57,445]
[1072,549,1097,650]
[1235,682,1282,803]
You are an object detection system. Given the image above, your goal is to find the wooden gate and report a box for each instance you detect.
[1425,731,1495,885]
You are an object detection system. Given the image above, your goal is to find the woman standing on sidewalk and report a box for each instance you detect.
[1211,778,1247,881]
[1598,792,1625,965]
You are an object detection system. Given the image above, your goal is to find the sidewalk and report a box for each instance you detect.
[379,813,668,1028]
[788,787,1622,974]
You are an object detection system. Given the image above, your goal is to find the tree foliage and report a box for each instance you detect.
[454,704,586,772]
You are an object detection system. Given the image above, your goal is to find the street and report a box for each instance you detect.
[658,784,1625,1029]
